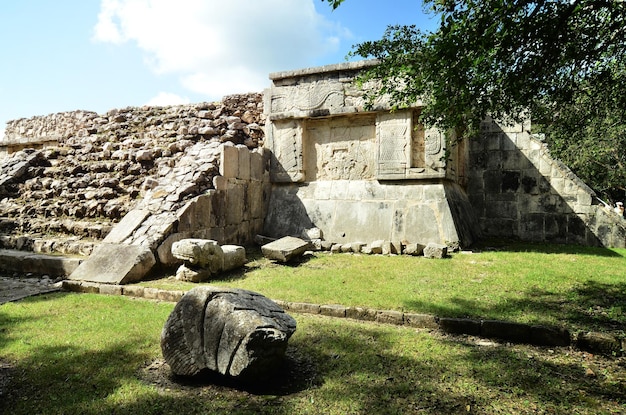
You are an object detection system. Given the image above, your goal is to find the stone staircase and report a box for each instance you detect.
[0,94,265,278]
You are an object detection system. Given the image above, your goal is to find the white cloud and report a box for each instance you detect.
[145,92,190,107]
[93,0,349,99]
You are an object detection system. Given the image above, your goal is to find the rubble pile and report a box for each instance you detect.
[0,94,264,256]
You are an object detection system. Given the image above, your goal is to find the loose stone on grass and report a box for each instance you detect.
[423,243,448,259]
[261,236,311,262]
[161,286,297,381]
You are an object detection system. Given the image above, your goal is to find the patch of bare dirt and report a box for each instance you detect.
[137,346,321,397]
[0,359,14,398]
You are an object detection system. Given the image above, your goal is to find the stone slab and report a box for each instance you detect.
[0,275,61,305]
[0,249,82,276]
[261,236,311,262]
[68,243,156,285]
[102,209,150,243]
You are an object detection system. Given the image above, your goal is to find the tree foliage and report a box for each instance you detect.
[323,0,626,202]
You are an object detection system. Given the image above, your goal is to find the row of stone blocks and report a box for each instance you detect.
[60,279,624,356]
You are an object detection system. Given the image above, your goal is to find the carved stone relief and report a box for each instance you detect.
[376,111,411,179]
[411,113,426,169]
[305,115,376,181]
[424,128,445,169]
[270,81,344,115]
[269,120,304,182]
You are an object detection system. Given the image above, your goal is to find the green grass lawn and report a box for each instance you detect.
[1,293,625,415]
[1,241,625,414]
[143,241,626,334]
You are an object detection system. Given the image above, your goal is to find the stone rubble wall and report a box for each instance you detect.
[468,119,625,248]
[2,110,99,154]
[0,94,267,264]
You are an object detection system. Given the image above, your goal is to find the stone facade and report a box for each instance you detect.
[263,61,479,249]
[264,62,624,249]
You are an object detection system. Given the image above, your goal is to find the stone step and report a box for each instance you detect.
[0,249,83,277]
[0,234,98,256]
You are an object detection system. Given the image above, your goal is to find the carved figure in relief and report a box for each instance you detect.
[271,82,344,113]
[425,129,443,156]
[379,124,408,165]
[272,122,302,180]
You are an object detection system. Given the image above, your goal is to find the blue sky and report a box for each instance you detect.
[0,0,438,137]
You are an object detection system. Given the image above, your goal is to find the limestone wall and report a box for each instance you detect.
[468,119,625,247]
[264,61,624,249]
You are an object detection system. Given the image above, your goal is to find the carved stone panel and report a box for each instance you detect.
[269,120,304,182]
[270,81,345,117]
[305,115,376,181]
[424,127,445,170]
[376,111,412,179]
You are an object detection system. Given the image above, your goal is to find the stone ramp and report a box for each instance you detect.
[0,249,82,277]
[0,94,267,285]
[67,243,156,285]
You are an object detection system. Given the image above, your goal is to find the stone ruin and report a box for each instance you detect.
[0,61,623,283]
[262,61,625,251]
[161,286,297,380]
[0,94,269,283]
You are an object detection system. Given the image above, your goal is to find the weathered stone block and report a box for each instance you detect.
[250,151,265,181]
[481,320,531,343]
[102,209,150,244]
[156,232,189,267]
[261,236,311,262]
[404,313,438,329]
[68,243,156,285]
[370,240,384,254]
[219,143,239,179]
[376,310,404,325]
[438,318,481,335]
[175,264,212,282]
[577,332,623,356]
[225,182,245,225]
[177,194,213,232]
[99,284,123,296]
[529,325,571,347]
[320,304,347,318]
[423,243,448,259]
[143,287,160,300]
[390,240,402,255]
[123,285,145,298]
[288,302,320,314]
[161,286,297,380]
[237,145,251,180]
[404,243,425,256]
[222,245,246,271]
[346,306,378,321]
[157,289,185,303]
[171,239,224,273]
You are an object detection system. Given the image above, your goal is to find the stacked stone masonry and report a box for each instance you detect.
[264,61,480,249]
[0,62,623,284]
[468,118,625,248]
[0,94,268,267]
[263,62,624,249]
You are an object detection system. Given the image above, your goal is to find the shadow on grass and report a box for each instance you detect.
[473,238,625,258]
[404,280,626,334]
[1,297,624,415]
